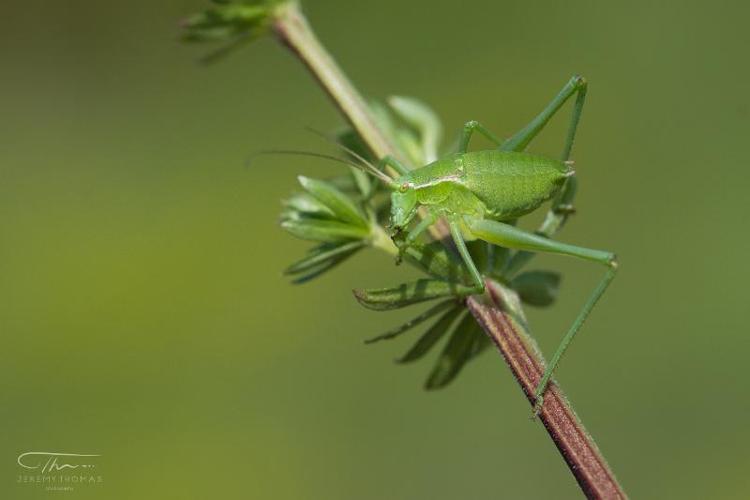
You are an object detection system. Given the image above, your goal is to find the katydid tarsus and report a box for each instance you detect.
[337,75,617,414]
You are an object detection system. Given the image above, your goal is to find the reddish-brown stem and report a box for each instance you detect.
[467,280,626,499]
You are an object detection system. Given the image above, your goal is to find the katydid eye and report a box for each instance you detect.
[399,183,409,193]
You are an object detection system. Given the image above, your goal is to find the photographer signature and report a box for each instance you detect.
[17,452,100,474]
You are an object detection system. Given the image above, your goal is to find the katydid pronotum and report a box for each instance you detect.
[344,75,617,414]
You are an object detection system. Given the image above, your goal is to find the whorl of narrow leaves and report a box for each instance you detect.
[181,0,279,42]
[281,171,371,239]
[281,174,373,282]
[360,295,492,389]
[181,0,289,62]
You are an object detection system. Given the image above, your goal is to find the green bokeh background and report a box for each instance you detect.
[2,1,749,498]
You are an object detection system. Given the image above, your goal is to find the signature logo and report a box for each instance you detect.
[17,452,100,474]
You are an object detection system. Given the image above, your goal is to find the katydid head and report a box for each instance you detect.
[388,182,418,237]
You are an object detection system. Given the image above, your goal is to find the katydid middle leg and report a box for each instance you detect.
[455,120,506,264]
[448,219,486,295]
[378,155,411,176]
[465,216,617,415]
[457,120,504,153]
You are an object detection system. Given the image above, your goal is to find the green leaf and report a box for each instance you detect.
[181,1,285,63]
[364,300,455,344]
[285,241,366,276]
[281,219,369,242]
[335,128,376,164]
[425,312,484,389]
[321,174,361,195]
[463,240,511,279]
[397,304,463,363]
[465,240,489,273]
[388,96,443,163]
[369,101,418,167]
[511,270,561,307]
[282,192,335,219]
[287,248,361,284]
[394,132,425,168]
[349,167,372,199]
[334,128,377,198]
[353,279,474,311]
[297,176,367,227]
[489,245,511,278]
[365,96,444,167]
[401,241,470,283]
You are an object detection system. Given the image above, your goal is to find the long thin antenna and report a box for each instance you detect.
[252,150,355,169]
[305,127,376,170]
[252,149,395,186]
[304,127,398,184]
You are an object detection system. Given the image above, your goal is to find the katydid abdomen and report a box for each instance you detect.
[403,150,572,222]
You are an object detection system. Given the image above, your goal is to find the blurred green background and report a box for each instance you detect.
[2,1,749,498]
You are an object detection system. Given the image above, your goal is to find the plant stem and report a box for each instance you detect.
[272,2,403,162]
[467,281,626,499]
[271,3,626,498]
[371,225,399,257]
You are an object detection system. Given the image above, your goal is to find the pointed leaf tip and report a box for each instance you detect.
[364,300,454,344]
[424,313,484,390]
[297,176,367,227]
[353,279,474,311]
[284,241,365,283]
[281,218,368,242]
[397,305,463,363]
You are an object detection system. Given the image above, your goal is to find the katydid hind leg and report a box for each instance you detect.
[465,216,617,414]
[501,75,588,160]
[500,76,588,277]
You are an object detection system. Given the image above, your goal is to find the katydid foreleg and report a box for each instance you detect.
[392,211,438,263]
[448,219,486,294]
